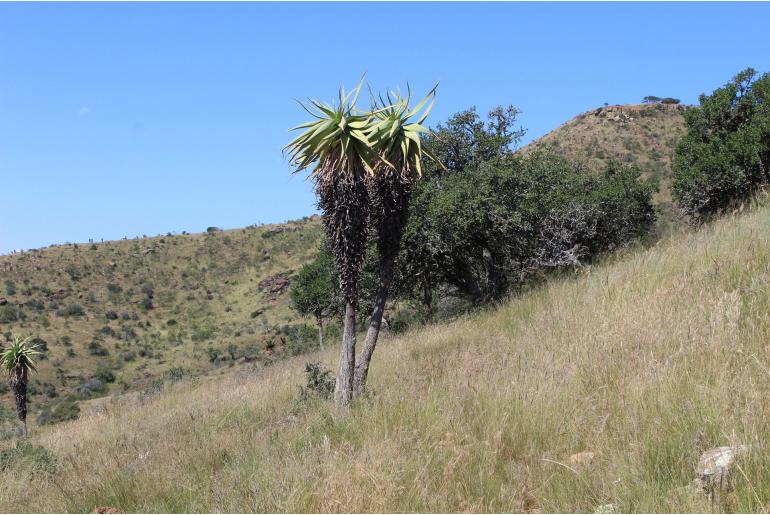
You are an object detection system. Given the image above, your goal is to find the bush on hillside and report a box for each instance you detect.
[397,121,656,310]
[673,68,770,220]
[0,305,24,323]
[95,362,116,383]
[295,362,335,403]
[4,280,16,296]
[36,397,80,426]
[87,340,109,356]
[74,378,106,397]
[0,441,57,475]
[64,264,81,281]
[56,303,85,317]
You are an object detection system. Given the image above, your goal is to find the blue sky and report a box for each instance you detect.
[2,2,769,253]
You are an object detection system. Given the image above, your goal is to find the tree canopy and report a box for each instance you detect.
[672,68,770,220]
[290,244,340,324]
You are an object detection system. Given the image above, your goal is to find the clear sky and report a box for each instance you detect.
[2,2,769,253]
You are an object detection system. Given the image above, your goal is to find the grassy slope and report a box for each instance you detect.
[0,103,689,424]
[521,103,689,209]
[3,199,770,513]
[0,217,323,420]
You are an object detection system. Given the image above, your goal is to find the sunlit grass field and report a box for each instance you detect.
[2,200,770,513]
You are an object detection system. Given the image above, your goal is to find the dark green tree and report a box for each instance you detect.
[397,106,656,312]
[396,106,524,310]
[290,244,340,351]
[673,68,770,220]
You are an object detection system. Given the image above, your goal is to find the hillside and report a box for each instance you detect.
[2,197,769,512]
[522,103,689,209]
[0,103,693,431]
[0,218,324,429]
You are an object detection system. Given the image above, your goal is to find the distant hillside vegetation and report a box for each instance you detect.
[522,103,689,208]
[0,217,323,428]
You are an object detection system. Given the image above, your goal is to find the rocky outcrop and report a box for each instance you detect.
[257,273,291,300]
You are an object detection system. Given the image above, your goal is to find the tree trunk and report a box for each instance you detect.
[353,259,392,395]
[10,366,27,435]
[317,316,325,352]
[334,301,356,407]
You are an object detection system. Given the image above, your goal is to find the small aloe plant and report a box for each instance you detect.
[0,335,40,436]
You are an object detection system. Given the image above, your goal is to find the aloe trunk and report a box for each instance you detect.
[335,301,357,406]
[10,365,28,436]
[354,258,392,394]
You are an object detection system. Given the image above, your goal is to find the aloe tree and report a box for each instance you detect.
[285,79,377,407]
[353,86,441,394]
[1,335,40,436]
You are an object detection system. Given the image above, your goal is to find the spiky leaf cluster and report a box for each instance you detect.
[368,85,440,179]
[366,87,443,266]
[285,80,374,303]
[285,80,441,302]
[0,335,40,375]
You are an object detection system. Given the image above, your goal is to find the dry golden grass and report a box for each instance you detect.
[3,200,770,513]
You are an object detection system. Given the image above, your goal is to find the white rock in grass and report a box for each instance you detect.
[696,445,748,491]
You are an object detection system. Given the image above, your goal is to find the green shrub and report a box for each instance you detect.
[87,340,109,356]
[25,299,44,311]
[167,366,187,381]
[399,147,655,307]
[74,378,106,397]
[43,383,58,398]
[673,68,770,220]
[3,280,16,295]
[0,441,57,475]
[36,397,80,426]
[56,303,85,317]
[97,325,116,337]
[295,362,335,403]
[286,323,320,356]
[64,264,81,281]
[120,325,137,340]
[28,337,48,359]
[95,362,116,383]
[0,305,24,323]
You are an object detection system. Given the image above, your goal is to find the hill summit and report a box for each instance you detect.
[522,103,689,205]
